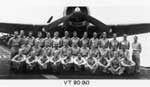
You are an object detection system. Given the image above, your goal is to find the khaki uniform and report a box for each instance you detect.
[44,37,53,47]
[99,38,109,48]
[90,38,99,48]
[8,37,20,58]
[26,36,35,46]
[80,38,89,47]
[109,39,119,51]
[71,37,80,46]
[132,42,141,73]
[62,37,71,47]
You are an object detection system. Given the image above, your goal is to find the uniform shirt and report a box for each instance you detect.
[120,40,130,50]
[44,37,52,47]
[26,36,35,46]
[61,46,72,56]
[31,46,42,56]
[99,48,109,57]
[99,38,109,48]
[52,37,61,47]
[132,42,141,51]
[35,38,44,47]
[90,38,99,48]
[71,37,80,46]
[18,35,26,46]
[42,47,52,56]
[89,48,99,57]
[109,39,119,51]
[119,49,130,59]
[8,37,20,47]
[71,47,80,56]
[61,37,71,46]
[80,47,89,57]
[80,38,89,47]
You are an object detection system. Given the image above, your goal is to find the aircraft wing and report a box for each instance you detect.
[0,16,53,34]
[0,22,47,34]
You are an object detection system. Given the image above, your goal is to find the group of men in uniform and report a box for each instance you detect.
[7,29,142,75]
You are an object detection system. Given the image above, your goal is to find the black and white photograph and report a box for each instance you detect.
[0,0,150,81]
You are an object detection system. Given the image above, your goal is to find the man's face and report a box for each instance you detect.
[73,32,77,37]
[20,30,24,36]
[103,32,107,38]
[123,34,127,40]
[29,32,32,36]
[113,33,117,39]
[38,32,42,38]
[65,31,69,37]
[83,32,88,38]
[14,31,18,37]
[93,32,97,38]
[134,36,138,41]
[54,32,59,37]
[47,33,50,37]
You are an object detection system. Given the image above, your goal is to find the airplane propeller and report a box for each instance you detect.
[47,16,53,23]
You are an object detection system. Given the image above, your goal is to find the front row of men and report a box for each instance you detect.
[8,30,142,75]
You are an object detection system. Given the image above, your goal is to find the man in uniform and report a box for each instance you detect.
[80,32,89,47]
[132,36,142,73]
[61,31,71,47]
[18,30,26,47]
[89,32,99,48]
[120,34,130,50]
[26,31,35,47]
[109,33,119,51]
[44,32,53,47]
[8,31,20,59]
[60,40,72,72]
[98,32,109,49]
[52,31,61,48]
[35,31,44,48]
[71,31,80,47]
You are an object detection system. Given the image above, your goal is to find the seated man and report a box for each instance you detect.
[26,52,38,71]
[119,48,135,74]
[26,42,42,71]
[49,43,61,73]
[85,55,97,74]
[98,56,111,73]
[108,52,125,75]
[38,46,50,71]
[71,43,80,71]
[74,55,86,72]
[84,45,99,74]
[60,41,72,71]
[11,49,26,72]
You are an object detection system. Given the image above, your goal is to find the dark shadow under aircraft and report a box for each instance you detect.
[0,6,150,38]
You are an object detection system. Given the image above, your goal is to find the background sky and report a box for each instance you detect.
[0,0,150,24]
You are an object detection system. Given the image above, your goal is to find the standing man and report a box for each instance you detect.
[99,32,109,49]
[71,31,80,47]
[44,32,53,47]
[35,31,44,48]
[61,31,71,47]
[132,36,142,73]
[109,33,119,51]
[8,31,20,59]
[52,31,61,48]
[89,32,99,48]
[120,34,130,50]
[80,32,89,47]
[26,31,35,47]
[18,30,26,47]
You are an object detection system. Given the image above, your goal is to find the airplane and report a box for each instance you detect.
[0,6,150,39]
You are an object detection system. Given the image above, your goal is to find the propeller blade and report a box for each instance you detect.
[47,16,53,23]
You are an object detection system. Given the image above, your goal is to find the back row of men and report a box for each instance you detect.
[8,30,142,73]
